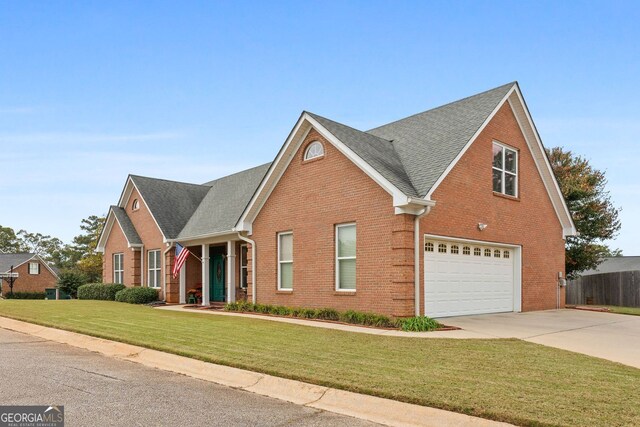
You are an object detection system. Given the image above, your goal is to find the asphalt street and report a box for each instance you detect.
[0,328,379,426]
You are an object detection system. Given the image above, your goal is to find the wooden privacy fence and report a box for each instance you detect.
[567,271,640,307]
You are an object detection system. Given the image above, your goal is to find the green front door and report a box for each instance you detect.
[210,253,225,302]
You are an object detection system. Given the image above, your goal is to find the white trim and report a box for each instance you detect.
[113,253,124,284]
[117,177,167,242]
[507,89,576,236]
[303,140,325,160]
[201,244,210,306]
[147,249,161,288]
[96,208,144,252]
[277,231,293,291]
[28,261,40,275]
[236,113,422,234]
[167,230,236,245]
[492,140,519,197]
[335,223,356,292]
[423,234,522,314]
[425,85,516,200]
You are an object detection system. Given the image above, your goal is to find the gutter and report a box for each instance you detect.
[414,206,432,316]
[237,232,257,304]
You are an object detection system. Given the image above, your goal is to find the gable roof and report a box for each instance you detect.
[110,206,142,245]
[0,253,35,273]
[129,175,211,240]
[368,82,515,197]
[306,113,419,197]
[177,163,271,240]
[581,257,640,276]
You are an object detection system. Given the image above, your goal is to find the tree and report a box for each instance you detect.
[57,271,86,299]
[15,230,64,265]
[547,147,622,278]
[66,215,105,283]
[0,226,24,253]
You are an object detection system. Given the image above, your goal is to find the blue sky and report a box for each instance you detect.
[0,1,638,254]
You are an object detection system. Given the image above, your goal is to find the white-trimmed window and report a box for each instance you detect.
[132,199,140,211]
[278,232,293,290]
[148,250,161,288]
[240,244,248,289]
[303,141,324,160]
[28,262,40,275]
[492,142,518,197]
[336,223,356,291]
[113,253,124,284]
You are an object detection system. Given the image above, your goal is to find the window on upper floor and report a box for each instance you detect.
[492,142,518,197]
[303,141,324,161]
[28,262,40,275]
[132,199,140,211]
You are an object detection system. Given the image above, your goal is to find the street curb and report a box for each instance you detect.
[0,316,513,427]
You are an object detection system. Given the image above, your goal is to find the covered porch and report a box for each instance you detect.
[171,239,248,306]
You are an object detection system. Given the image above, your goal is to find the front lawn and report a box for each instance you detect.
[0,301,638,427]
[603,306,640,316]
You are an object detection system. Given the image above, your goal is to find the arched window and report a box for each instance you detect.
[132,199,140,211]
[304,141,324,160]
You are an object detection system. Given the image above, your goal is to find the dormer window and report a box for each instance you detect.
[492,142,518,197]
[132,199,140,211]
[303,141,324,161]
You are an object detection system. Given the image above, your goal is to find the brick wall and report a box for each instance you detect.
[420,102,566,312]
[0,259,57,294]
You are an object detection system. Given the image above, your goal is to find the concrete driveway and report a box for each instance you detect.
[441,309,640,369]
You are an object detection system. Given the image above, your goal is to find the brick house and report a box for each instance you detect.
[0,253,59,295]
[96,82,575,318]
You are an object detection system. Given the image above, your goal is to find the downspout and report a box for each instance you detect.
[237,232,257,304]
[162,243,173,303]
[414,207,431,317]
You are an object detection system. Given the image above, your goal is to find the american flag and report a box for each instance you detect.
[172,243,190,278]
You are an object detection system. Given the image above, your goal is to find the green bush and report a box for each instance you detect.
[3,291,46,300]
[222,302,415,330]
[398,316,442,332]
[57,271,87,298]
[77,283,126,301]
[115,287,158,304]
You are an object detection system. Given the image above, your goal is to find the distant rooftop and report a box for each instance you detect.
[580,256,640,276]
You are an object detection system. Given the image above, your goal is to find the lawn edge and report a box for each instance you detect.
[0,314,516,427]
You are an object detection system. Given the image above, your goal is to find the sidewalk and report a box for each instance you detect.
[155,304,492,338]
[0,315,512,427]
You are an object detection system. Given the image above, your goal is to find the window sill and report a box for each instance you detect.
[301,155,325,165]
[493,191,520,202]
[276,289,293,294]
[334,291,356,296]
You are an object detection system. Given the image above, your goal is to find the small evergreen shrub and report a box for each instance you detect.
[77,283,126,301]
[315,308,340,321]
[3,291,46,300]
[115,287,158,304]
[397,316,442,332]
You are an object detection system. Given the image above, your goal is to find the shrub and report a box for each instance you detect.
[3,291,46,300]
[315,308,340,321]
[339,310,396,328]
[57,271,87,298]
[115,287,158,304]
[77,283,126,301]
[398,316,442,332]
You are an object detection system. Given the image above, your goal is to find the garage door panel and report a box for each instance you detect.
[424,239,517,318]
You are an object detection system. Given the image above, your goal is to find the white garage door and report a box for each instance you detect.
[424,238,517,318]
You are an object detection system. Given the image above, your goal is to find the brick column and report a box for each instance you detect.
[132,251,141,286]
[392,214,415,317]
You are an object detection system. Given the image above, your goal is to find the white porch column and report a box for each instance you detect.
[226,241,236,303]
[201,244,210,306]
[179,261,186,304]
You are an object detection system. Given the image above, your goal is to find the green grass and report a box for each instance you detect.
[1,301,639,427]
[602,306,640,316]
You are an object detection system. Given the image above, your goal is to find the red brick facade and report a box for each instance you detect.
[250,104,566,316]
[1,258,57,295]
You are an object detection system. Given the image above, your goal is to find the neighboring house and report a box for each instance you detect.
[96,82,576,318]
[567,257,640,307]
[0,253,59,295]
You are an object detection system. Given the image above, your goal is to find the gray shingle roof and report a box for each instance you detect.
[110,206,142,245]
[581,257,640,276]
[130,175,211,240]
[178,163,271,239]
[367,82,516,197]
[306,112,420,197]
[0,253,35,273]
